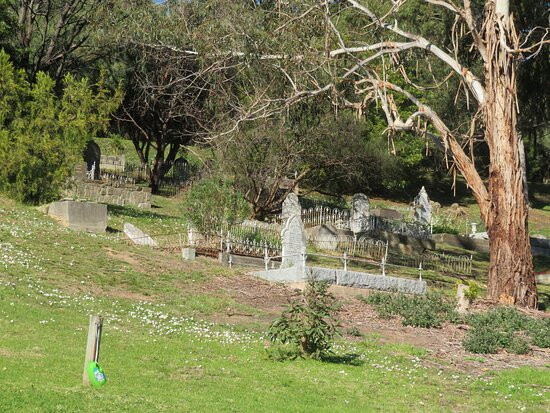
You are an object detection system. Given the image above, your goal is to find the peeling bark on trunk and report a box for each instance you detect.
[483,1,537,308]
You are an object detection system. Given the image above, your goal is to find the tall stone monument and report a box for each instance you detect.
[350,193,370,233]
[281,193,302,222]
[413,186,432,225]
[281,214,307,268]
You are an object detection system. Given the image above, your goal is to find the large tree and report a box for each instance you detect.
[7,0,108,84]
[111,0,546,307]
[256,0,545,307]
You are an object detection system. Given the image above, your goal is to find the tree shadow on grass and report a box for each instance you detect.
[321,353,364,366]
[107,204,179,220]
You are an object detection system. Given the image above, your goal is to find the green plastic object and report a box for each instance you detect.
[87,361,106,388]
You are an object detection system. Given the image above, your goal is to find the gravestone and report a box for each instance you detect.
[413,186,432,225]
[371,208,403,220]
[48,200,107,233]
[281,214,307,268]
[123,223,158,247]
[83,140,101,180]
[350,193,370,233]
[310,224,339,251]
[173,158,188,184]
[456,284,470,314]
[281,193,302,222]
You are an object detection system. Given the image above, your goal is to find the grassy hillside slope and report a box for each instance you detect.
[0,197,548,412]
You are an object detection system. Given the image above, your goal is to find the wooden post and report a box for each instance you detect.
[83,315,102,386]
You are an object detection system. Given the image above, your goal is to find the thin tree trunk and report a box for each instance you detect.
[483,0,537,308]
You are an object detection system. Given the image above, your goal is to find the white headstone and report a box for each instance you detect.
[124,223,158,246]
[281,214,307,268]
[350,193,370,233]
[413,186,432,225]
[281,193,302,222]
[456,284,470,314]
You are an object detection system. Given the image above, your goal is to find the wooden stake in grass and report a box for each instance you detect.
[83,315,102,386]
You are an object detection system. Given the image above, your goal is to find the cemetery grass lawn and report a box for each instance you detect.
[0,196,549,411]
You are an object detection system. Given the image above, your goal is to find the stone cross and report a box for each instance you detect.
[413,186,432,225]
[281,214,307,268]
[350,193,370,233]
[281,193,302,222]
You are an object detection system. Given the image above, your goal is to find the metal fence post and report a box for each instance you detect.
[264,242,269,271]
[343,251,347,271]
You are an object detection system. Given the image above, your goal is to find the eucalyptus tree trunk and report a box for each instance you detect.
[483,0,537,308]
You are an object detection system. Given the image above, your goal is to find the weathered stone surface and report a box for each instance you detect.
[83,140,101,180]
[48,200,107,233]
[281,214,307,268]
[432,233,489,253]
[309,224,340,251]
[368,230,435,255]
[254,266,306,282]
[124,223,157,246]
[181,247,196,260]
[334,269,426,294]
[370,208,403,220]
[471,231,489,240]
[254,265,426,295]
[413,186,432,225]
[281,193,302,221]
[350,193,370,233]
[65,181,151,208]
[456,284,470,314]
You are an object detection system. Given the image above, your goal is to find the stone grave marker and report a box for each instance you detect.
[83,140,101,180]
[281,193,301,222]
[48,200,107,233]
[350,193,370,233]
[173,158,188,184]
[281,214,306,268]
[124,223,158,247]
[413,186,432,225]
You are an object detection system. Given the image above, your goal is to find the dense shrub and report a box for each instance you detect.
[0,51,121,204]
[463,307,548,354]
[268,275,341,360]
[363,291,460,328]
[364,292,548,354]
[181,176,250,235]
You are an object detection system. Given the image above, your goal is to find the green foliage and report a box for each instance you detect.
[527,317,550,348]
[363,291,460,328]
[0,51,121,204]
[268,275,341,359]
[463,307,548,355]
[181,176,250,234]
[464,281,480,302]
[108,133,126,156]
[365,293,548,354]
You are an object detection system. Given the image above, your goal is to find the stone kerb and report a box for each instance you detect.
[281,214,307,268]
[253,266,426,295]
